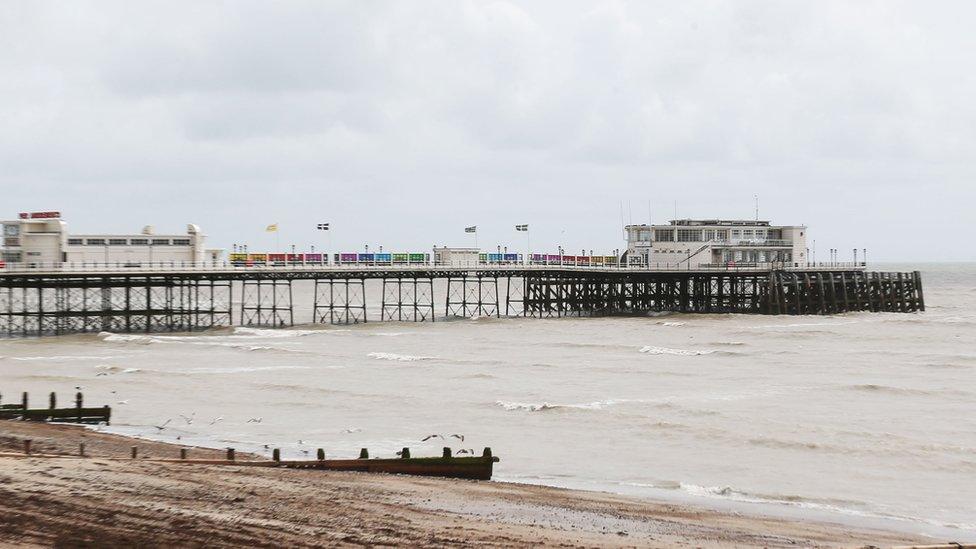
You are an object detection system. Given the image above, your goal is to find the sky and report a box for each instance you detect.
[1,1,974,261]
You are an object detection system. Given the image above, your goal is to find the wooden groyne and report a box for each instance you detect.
[0,392,111,425]
[1,443,500,481]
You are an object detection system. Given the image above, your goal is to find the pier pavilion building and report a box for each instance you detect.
[625,219,808,268]
[1,211,217,267]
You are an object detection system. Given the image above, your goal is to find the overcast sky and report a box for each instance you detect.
[2,1,973,261]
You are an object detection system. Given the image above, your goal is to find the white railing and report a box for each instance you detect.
[0,260,867,275]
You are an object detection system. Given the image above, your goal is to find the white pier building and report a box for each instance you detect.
[1,211,218,267]
[624,219,808,268]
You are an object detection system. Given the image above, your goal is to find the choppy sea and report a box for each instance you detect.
[1,262,973,538]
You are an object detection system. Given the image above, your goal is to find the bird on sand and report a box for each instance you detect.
[421,434,443,442]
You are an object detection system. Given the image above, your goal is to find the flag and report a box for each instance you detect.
[317,223,330,230]
[465,226,477,233]
[515,224,528,231]
[265,223,278,232]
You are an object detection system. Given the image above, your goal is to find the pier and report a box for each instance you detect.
[0,263,924,337]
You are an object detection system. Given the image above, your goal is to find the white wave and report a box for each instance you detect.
[99,332,156,344]
[660,321,686,327]
[121,367,141,374]
[368,332,406,337]
[10,355,119,361]
[367,352,434,362]
[639,346,714,356]
[494,399,631,412]
[231,327,326,338]
[672,482,976,531]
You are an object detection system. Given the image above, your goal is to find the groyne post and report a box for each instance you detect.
[49,392,56,409]
[23,439,31,455]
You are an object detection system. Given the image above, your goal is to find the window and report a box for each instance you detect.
[109,238,128,245]
[86,238,105,245]
[676,229,701,242]
[731,230,741,238]
[654,229,674,241]
[151,239,170,245]
[67,238,83,245]
[716,230,729,240]
[130,238,148,245]
[742,230,754,239]
[172,238,191,246]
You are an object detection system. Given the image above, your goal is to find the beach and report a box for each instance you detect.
[0,420,931,547]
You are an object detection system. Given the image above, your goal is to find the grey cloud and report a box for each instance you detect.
[0,1,973,260]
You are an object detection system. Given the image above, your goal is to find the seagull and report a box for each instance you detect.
[176,435,182,441]
[456,449,475,455]
[450,434,465,442]
[421,434,443,442]
[246,417,262,423]
[179,413,195,425]
[153,419,171,432]
[117,400,129,405]
[301,449,310,456]
[95,372,108,377]
[297,439,304,445]
[208,417,223,426]
[342,427,361,433]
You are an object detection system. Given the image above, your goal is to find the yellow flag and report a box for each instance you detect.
[266,223,278,232]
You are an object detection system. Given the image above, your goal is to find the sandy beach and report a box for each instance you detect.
[0,420,931,548]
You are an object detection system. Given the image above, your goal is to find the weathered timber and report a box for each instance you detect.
[0,392,110,424]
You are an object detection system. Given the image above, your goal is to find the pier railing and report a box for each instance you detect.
[0,260,867,275]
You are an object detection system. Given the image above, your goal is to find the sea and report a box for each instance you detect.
[1,262,973,539]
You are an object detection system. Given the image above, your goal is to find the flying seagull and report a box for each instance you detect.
[421,434,443,442]
[450,434,465,442]
[246,417,262,423]
[153,419,172,432]
[208,416,223,425]
[179,413,195,425]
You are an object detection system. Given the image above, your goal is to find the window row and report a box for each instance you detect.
[67,238,191,246]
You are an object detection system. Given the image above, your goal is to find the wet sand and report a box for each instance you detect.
[0,421,929,548]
